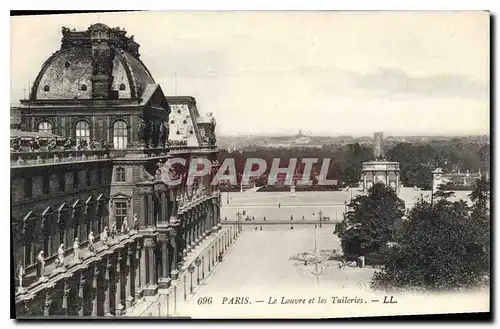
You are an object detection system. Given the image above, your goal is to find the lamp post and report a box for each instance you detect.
[195,257,201,285]
[183,275,187,300]
[188,264,195,294]
[173,285,177,314]
[236,210,242,233]
[166,292,170,317]
[202,256,205,279]
[318,209,323,228]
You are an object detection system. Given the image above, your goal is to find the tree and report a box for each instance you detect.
[340,143,373,186]
[371,181,490,292]
[334,183,405,263]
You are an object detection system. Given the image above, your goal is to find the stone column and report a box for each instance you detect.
[170,233,179,280]
[125,247,133,308]
[141,192,148,227]
[43,287,53,316]
[92,265,99,316]
[134,240,143,300]
[61,279,70,316]
[147,193,154,228]
[140,240,147,290]
[115,251,124,316]
[144,238,158,296]
[158,234,171,288]
[161,191,167,222]
[78,273,85,316]
[104,257,112,316]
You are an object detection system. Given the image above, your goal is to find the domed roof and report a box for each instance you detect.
[30,23,155,100]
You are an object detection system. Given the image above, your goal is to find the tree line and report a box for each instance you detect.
[334,178,490,292]
[218,139,489,189]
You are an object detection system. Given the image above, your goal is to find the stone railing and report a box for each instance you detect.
[11,149,111,167]
[11,145,218,167]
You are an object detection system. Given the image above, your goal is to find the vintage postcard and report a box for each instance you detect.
[10,11,490,319]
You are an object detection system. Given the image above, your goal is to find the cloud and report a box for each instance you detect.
[353,67,488,99]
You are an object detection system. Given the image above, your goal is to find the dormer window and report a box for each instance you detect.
[183,120,187,124]
[43,85,50,92]
[190,130,194,135]
[119,83,126,91]
[177,110,181,114]
[170,120,175,124]
[176,130,180,135]
[80,84,87,91]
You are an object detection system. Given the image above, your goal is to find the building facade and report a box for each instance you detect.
[360,132,400,193]
[12,23,231,317]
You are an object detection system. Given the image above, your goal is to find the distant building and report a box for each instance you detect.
[373,132,384,159]
[361,132,400,193]
[361,161,401,194]
[264,129,323,149]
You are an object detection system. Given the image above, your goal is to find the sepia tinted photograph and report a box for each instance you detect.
[10,11,490,319]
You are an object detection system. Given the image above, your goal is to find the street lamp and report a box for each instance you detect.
[188,264,195,294]
[195,257,201,285]
[202,256,205,279]
[183,275,187,300]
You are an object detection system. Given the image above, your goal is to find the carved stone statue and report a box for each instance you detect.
[151,122,160,148]
[159,123,168,148]
[62,27,70,36]
[37,251,45,279]
[11,137,21,152]
[64,138,73,150]
[58,244,65,267]
[73,238,80,262]
[88,232,95,252]
[133,214,139,231]
[138,119,151,148]
[121,217,129,234]
[101,227,109,243]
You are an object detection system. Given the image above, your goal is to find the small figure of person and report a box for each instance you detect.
[37,251,45,279]
[302,215,305,220]
[88,231,95,252]
[58,244,65,267]
[259,225,263,231]
[278,203,281,208]
[73,238,80,262]
[290,215,293,221]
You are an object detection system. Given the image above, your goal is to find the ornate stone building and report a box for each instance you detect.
[12,23,233,317]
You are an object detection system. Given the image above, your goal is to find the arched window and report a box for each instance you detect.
[113,120,128,149]
[75,121,90,143]
[37,121,52,134]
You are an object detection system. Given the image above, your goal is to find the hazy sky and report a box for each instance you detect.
[11,11,490,136]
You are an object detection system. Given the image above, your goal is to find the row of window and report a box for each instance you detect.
[24,169,103,199]
[37,120,129,149]
[42,83,127,92]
